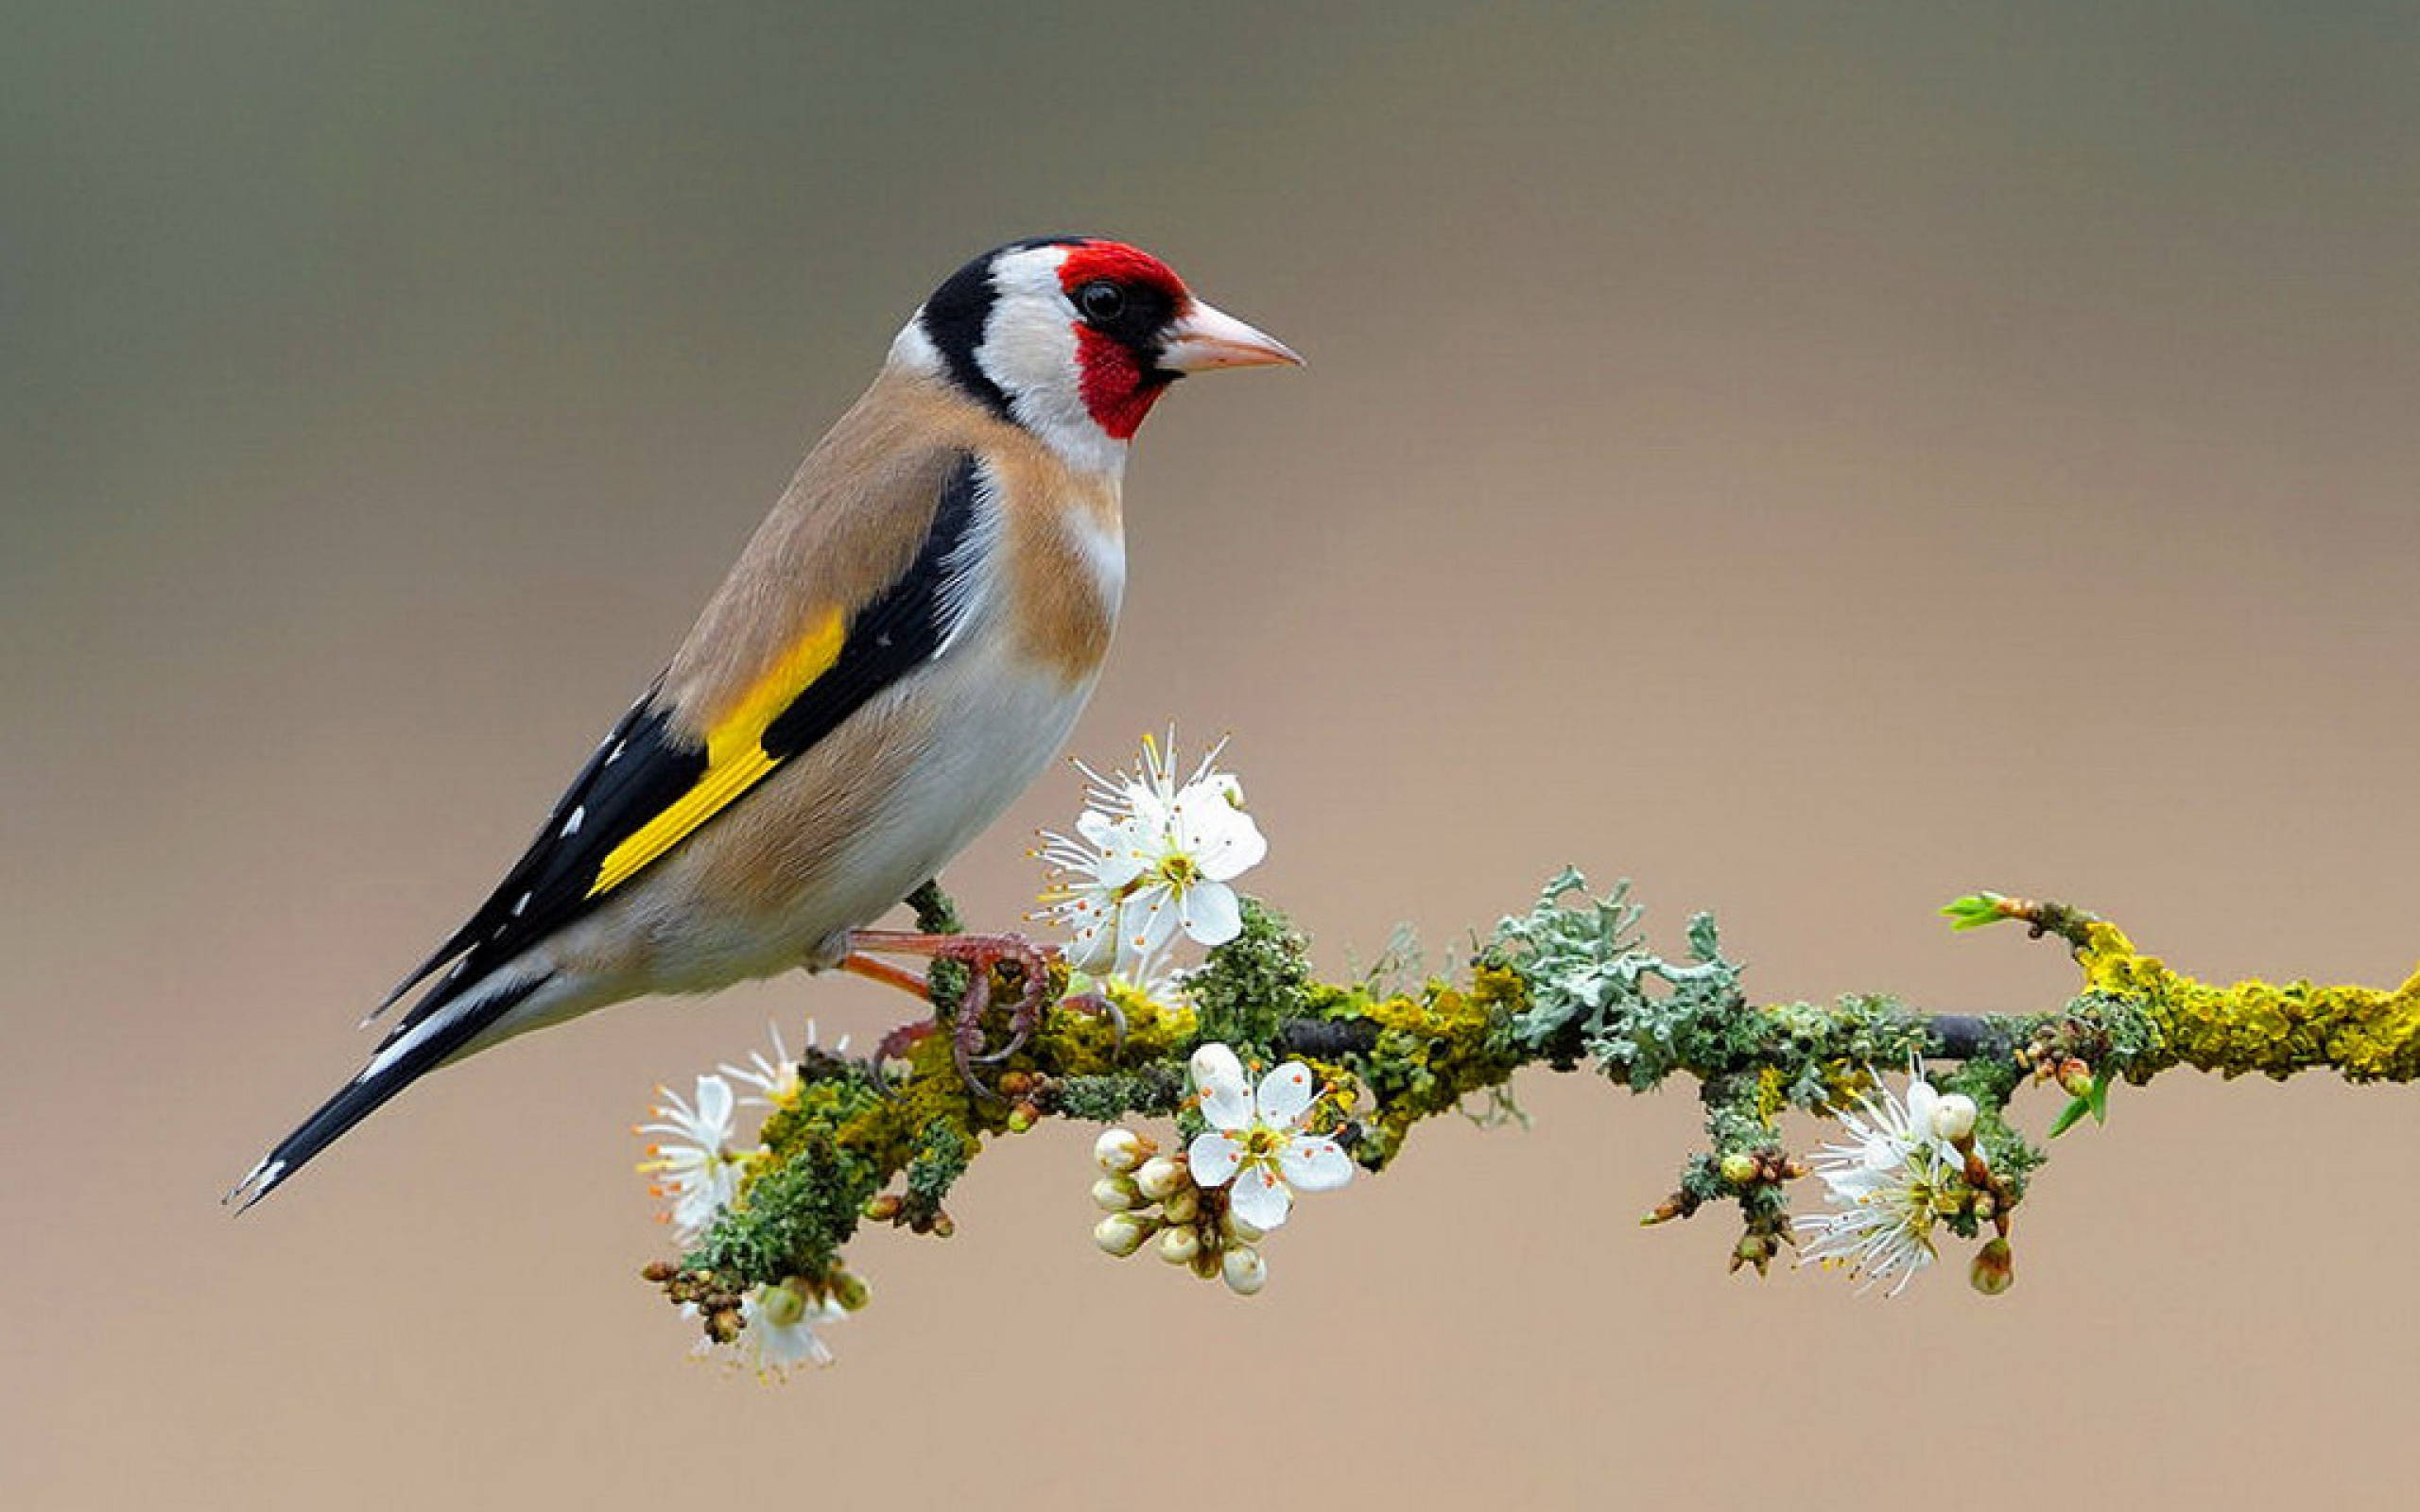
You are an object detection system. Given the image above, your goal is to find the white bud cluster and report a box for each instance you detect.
[1087,1126,1267,1296]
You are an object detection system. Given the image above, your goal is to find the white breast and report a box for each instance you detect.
[804,627,1101,958]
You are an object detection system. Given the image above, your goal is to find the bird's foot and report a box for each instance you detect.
[1055,988,1127,1054]
[843,930,1057,1097]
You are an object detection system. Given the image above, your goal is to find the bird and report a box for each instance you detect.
[232,236,1300,1209]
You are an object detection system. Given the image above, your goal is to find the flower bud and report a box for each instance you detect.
[830,1272,872,1312]
[1161,1186,1201,1225]
[1091,1176,1141,1211]
[1188,1043,1236,1087]
[1094,1212,1153,1258]
[1718,1152,1761,1187]
[1157,1224,1201,1265]
[1093,1127,1151,1174]
[1006,1103,1039,1134]
[2057,1058,2095,1099]
[1931,1092,1979,1143]
[757,1283,807,1329]
[1221,1211,1266,1244]
[1970,1237,2014,1296]
[1134,1156,1189,1202]
[1221,1246,1268,1297]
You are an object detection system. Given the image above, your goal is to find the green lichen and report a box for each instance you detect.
[1760,995,1938,1108]
[1187,898,1315,1057]
[1483,870,1749,1088]
[900,1124,972,1228]
[741,947,1202,1240]
[905,879,973,1018]
[690,1133,879,1290]
[1484,868,1647,1062]
[1050,1068,1186,1123]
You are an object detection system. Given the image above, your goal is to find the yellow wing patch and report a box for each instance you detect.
[587,610,847,899]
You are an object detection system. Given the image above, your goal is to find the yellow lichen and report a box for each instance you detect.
[1348,978,1526,1166]
[2079,921,2420,1082]
[1754,1066,1789,1124]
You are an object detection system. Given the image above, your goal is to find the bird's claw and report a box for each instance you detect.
[931,935,1053,1096]
[1056,989,1128,1054]
[845,928,1056,1101]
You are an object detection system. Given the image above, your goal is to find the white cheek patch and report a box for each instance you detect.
[976,245,1129,477]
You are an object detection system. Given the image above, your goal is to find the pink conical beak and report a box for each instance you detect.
[1157,299,1305,372]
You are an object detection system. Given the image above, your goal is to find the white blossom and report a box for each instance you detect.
[1036,732,1267,981]
[718,1019,852,1111]
[635,1074,750,1241]
[1797,1068,1983,1297]
[1184,1043,1353,1232]
[705,1284,847,1380]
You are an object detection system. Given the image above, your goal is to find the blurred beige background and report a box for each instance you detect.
[7,4,2418,1507]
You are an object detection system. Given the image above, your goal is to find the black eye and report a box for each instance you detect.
[1077,280,1128,324]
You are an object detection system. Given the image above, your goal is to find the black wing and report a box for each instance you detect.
[373,450,988,1045]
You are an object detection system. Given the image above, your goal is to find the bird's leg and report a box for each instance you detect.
[839,953,931,998]
[843,930,1058,1092]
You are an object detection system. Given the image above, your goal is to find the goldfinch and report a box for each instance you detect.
[233,237,1300,1207]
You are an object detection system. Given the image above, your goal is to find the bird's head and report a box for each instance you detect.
[895,236,1302,474]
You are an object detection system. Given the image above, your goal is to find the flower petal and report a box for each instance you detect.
[1254,1060,1318,1128]
[1167,776,1236,846]
[1065,910,1116,971]
[1276,1135,1354,1193]
[1189,1043,1253,1130]
[1119,885,1183,961]
[1905,1078,1938,1137]
[1181,793,1268,883]
[1229,1164,1293,1230]
[1186,1131,1244,1188]
[1176,880,1243,948]
[1074,892,1128,957]
[1074,812,1152,887]
[693,1074,735,1135]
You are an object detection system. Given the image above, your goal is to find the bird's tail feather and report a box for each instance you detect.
[228,972,551,1211]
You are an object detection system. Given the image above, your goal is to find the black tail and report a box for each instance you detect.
[229,974,549,1211]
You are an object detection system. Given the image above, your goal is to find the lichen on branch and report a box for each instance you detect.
[635,771,2420,1374]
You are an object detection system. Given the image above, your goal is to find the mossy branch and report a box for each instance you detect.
[648,874,2420,1346]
